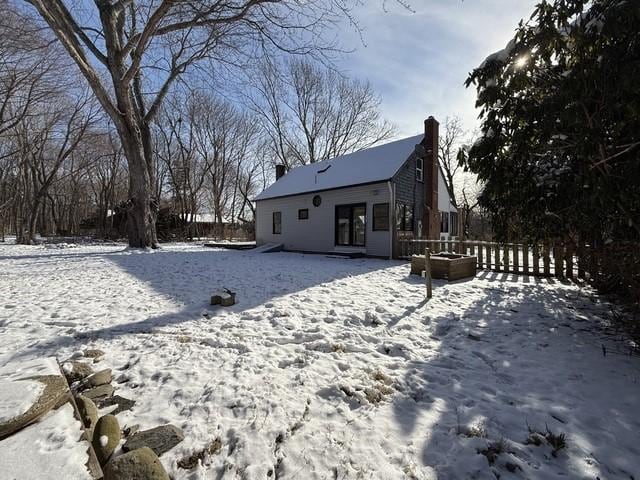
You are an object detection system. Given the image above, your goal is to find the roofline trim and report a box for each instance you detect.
[253,179,392,202]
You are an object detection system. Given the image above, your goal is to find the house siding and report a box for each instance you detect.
[392,150,426,237]
[256,182,392,257]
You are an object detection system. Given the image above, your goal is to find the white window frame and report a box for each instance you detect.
[416,157,424,182]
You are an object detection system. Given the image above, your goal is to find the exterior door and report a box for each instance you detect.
[335,203,366,247]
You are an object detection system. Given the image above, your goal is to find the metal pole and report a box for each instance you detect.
[425,248,432,299]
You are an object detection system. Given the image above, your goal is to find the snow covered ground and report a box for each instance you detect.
[0,241,638,479]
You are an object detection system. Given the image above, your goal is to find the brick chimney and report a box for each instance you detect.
[423,116,440,239]
[275,164,286,181]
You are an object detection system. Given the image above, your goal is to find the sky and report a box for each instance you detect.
[334,0,540,138]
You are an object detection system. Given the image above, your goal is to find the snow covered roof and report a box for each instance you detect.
[254,134,424,201]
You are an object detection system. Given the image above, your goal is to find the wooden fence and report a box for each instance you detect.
[398,239,587,279]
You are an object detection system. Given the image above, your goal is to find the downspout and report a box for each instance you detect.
[388,180,395,260]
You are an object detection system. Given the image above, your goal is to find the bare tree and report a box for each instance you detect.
[20,0,408,247]
[249,59,395,169]
[155,91,212,238]
[438,116,468,209]
[0,2,64,233]
[194,95,256,233]
[14,88,98,244]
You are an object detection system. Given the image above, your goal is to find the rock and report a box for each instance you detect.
[220,293,236,307]
[96,395,136,415]
[63,361,94,384]
[0,375,69,439]
[210,289,236,307]
[83,349,105,360]
[103,447,169,480]
[92,414,120,465]
[82,369,112,388]
[123,424,185,457]
[75,394,98,437]
[83,383,114,401]
[123,424,140,438]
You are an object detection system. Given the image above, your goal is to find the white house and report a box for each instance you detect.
[254,117,458,258]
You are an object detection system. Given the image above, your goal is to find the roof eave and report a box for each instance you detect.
[254,178,393,202]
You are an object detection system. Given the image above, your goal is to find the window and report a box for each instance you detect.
[396,203,414,232]
[312,195,322,207]
[272,211,281,234]
[298,208,309,220]
[440,211,449,233]
[416,157,424,182]
[335,203,366,246]
[450,212,458,236]
[373,203,389,231]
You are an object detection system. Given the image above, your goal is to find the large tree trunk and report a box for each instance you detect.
[111,110,158,248]
[120,131,158,249]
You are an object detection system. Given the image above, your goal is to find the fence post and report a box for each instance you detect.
[425,248,432,299]
[513,243,519,274]
[504,243,510,273]
[486,242,492,270]
[533,243,540,276]
[543,242,551,276]
[477,242,483,269]
[577,241,586,279]
[495,243,501,272]
[565,242,574,279]
[554,243,565,279]
[522,241,528,275]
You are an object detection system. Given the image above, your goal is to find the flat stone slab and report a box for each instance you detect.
[0,357,103,479]
[123,424,185,457]
[0,357,70,439]
[0,379,45,424]
[1,403,95,480]
[82,369,112,389]
[96,395,136,415]
[83,384,114,402]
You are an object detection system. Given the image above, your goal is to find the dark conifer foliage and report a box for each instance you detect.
[465,0,639,244]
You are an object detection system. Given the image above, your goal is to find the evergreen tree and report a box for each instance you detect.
[465,0,640,245]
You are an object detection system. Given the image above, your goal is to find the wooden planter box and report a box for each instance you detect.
[411,253,477,281]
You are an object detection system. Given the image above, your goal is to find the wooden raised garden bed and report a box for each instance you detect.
[411,253,477,281]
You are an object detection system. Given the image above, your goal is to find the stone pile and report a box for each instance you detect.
[63,349,186,480]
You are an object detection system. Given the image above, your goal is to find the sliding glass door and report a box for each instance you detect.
[335,203,366,247]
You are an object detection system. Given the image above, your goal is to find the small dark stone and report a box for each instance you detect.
[123,424,140,438]
[96,395,136,415]
[103,447,169,480]
[123,424,185,457]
